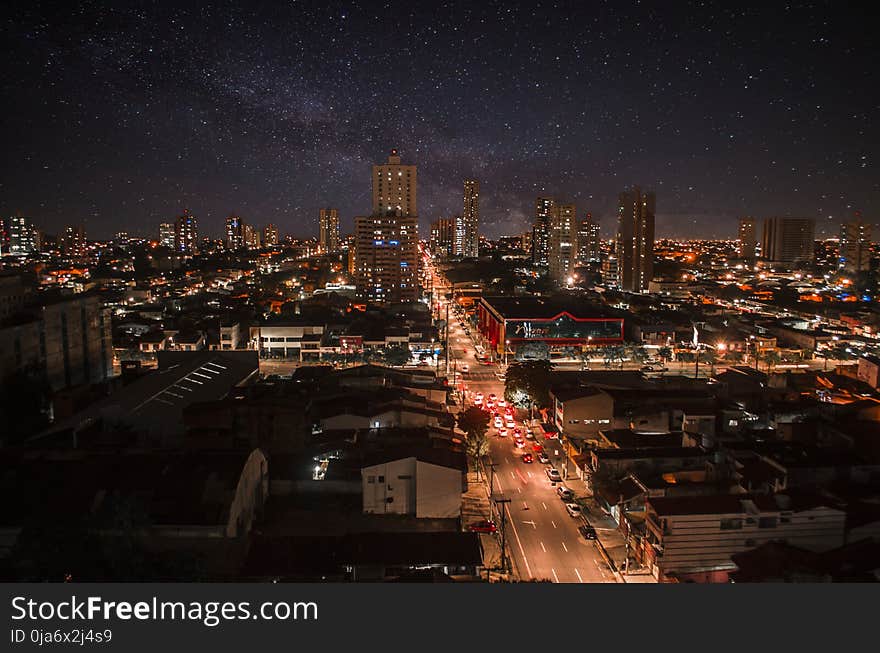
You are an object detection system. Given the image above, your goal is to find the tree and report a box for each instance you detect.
[658,346,673,364]
[701,349,718,376]
[761,350,781,373]
[457,405,490,440]
[516,341,550,361]
[724,349,745,365]
[382,345,412,367]
[504,359,554,416]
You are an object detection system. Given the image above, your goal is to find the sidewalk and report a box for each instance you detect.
[462,470,511,579]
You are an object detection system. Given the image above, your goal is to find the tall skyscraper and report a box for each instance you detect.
[243,223,260,249]
[430,217,456,257]
[263,223,279,247]
[372,149,417,217]
[549,204,578,282]
[761,217,814,265]
[174,209,198,254]
[319,208,340,252]
[738,217,758,261]
[356,149,419,303]
[457,180,480,257]
[159,222,175,248]
[2,216,36,256]
[61,224,87,263]
[532,197,556,266]
[615,187,655,293]
[354,214,419,303]
[577,212,601,263]
[225,215,245,250]
[839,217,872,275]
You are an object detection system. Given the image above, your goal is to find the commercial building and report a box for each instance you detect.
[1,216,36,256]
[578,213,601,263]
[838,219,871,275]
[319,208,340,252]
[174,209,198,254]
[372,149,417,217]
[738,217,758,261]
[158,222,175,248]
[476,296,624,358]
[430,217,456,257]
[225,215,245,250]
[549,203,578,283]
[532,197,555,267]
[457,179,480,258]
[615,187,655,293]
[761,217,814,265]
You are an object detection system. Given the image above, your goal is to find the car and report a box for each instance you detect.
[486,401,495,410]
[532,442,544,452]
[557,486,574,501]
[641,364,669,373]
[474,392,483,404]
[537,453,550,464]
[505,419,515,429]
[578,524,597,540]
[493,417,503,428]
[488,393,497,401]
[565,503,582,518]
[513,438,525,448]
[469,520,497,533]
[461,364,469,373]
[496,399,506,408]
[521,453,533,463]
[498,428,508,437]
[524,430,534,440]
[546,468,562,482]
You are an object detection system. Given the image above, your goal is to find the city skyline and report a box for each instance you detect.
[1,2,877,240]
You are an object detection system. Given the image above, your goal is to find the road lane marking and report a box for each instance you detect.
[561,541,568,552]
[542,502,548,510]
[574,568,583,583]
[507,504,532,578]
[551,520,557,529]
[517,487,522,493]
[527,471,533,478]
[540,541,546,552]
[551,568,560,583]
[522,520,537,529]
[510,471,516,479]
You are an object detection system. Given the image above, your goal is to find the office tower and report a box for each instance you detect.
[549,204,578,282]
[3,216,37,255]
[159,222,175,248]
[839,218,872,275]
[738,217,758,261]
[372,149,417,217]
[62,224,88,263]
[578,212,601,263]
[761,217,815,265]
[319,208,340,252]
[263,223,279,247]
[354,214,419,304]
[174,209,198,254]
[457,180,480,257]
[225,215,245,250]
[430,217,456,257]
[532,197,556,266]
[615,187,655,293]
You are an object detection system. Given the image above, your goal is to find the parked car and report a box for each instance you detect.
[578,524,597,540]
[557,486,574,501]
[565,503,582,518]
[537,452,550,464]
[469,520,497,533]
[461,364,469,373]
[532,442,544,452]
[521,453,534,464]
[546,468,562,482]
[641,364,669,372]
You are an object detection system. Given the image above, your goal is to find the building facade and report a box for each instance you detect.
[319,208,340,253]
[159,222,175,248]
[761,217,815,265]
[458,179,480,258]
[1,216,36,256]
[225,215,245,250]
[354,214,419,304]
[549,203,578,283]
[838,219,871,275]
[372,149,417,218]
[430,217,456,257]
[578,213,601,263]
[263,223,279,247]
[738,217,758,261]
[615,187,655,293]
[532,197,555,267]
[174,210,198,254]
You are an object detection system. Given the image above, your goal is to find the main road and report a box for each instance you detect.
[440,295,614,583]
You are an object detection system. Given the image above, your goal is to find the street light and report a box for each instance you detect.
[505,339,510,366]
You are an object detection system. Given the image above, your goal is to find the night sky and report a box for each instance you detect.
[1,1,877,240]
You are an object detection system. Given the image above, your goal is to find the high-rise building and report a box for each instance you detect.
[319,208,340,252]
[159,222,175,248]
[601,255,620,289]
[354,214,419,304]
[372,149,417,217]
[577,213,601,264]
[430,217,456,257]
[243,223,260,249]
[457,180,480,257]
[549,204,578,282]
[225,215,245,250]
[2,216,36,256]
[174,210,198,254]
[263,224,279,247]
[738,218,758,261]
[532,197,556,267]
[839,218,872,275]
[62,224,88,264]
[615,187,655,293]
[761,217,814,265]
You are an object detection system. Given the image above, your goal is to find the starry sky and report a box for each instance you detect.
[1,0,877,240]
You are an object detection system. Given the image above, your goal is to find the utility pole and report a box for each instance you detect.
[445,301,450,373]
[493,494,512,574]
[487,459,497,494]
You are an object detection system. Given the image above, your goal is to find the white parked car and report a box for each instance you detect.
[565,503,583,518]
